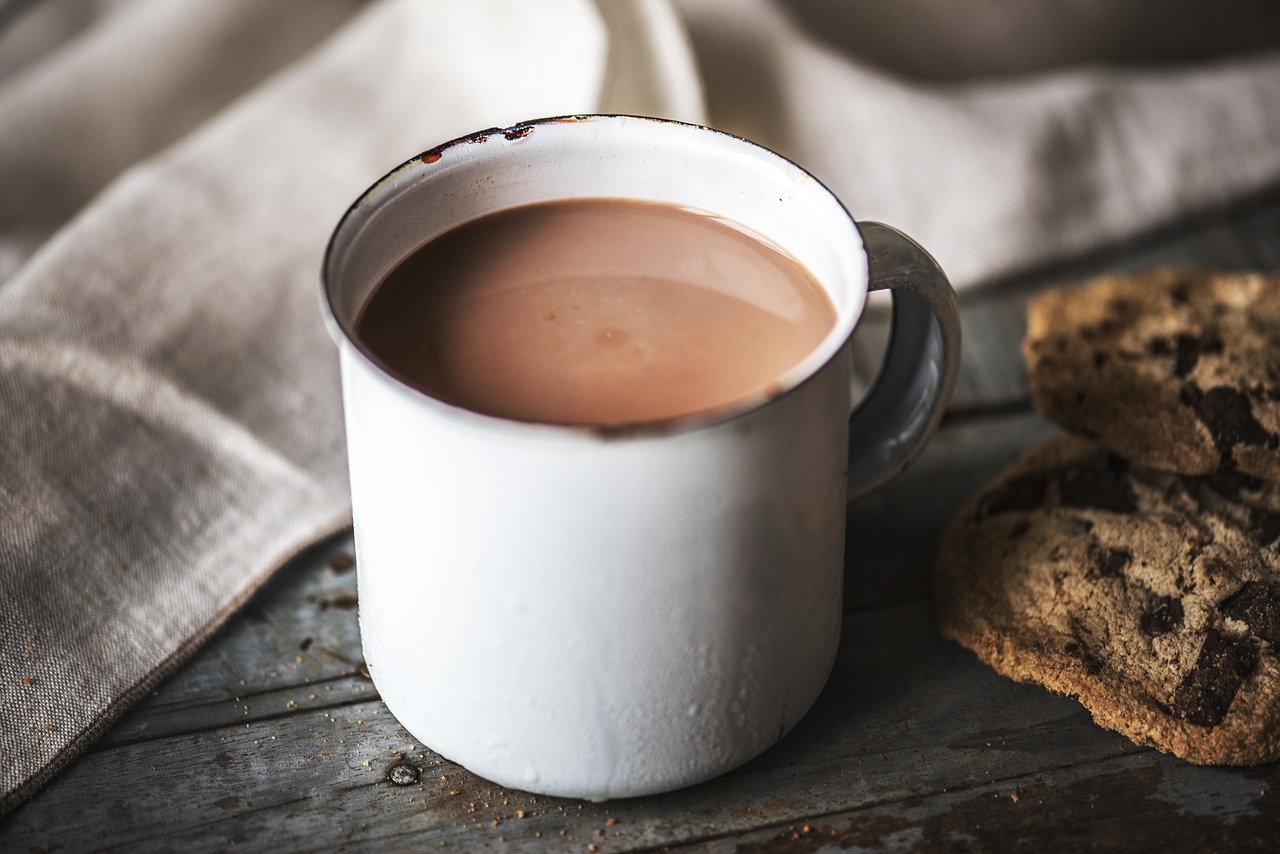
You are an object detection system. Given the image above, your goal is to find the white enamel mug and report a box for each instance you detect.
[323,115,960,800]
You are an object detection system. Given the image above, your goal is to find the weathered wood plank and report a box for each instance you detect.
[15,588,1274,852]
[672,751,1279,853]
[3,600,1151,853]
[844,409,1062,608]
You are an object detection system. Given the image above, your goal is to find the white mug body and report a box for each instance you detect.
[325,116,870,800]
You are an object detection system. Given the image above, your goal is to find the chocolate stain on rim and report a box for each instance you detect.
[418,123,537,165]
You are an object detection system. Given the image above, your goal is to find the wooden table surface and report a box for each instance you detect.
[4,191,1280,852]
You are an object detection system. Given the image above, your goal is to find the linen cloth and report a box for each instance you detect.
[677,0,1280,287]
[2,0,1279,815]
[0,0,699,814]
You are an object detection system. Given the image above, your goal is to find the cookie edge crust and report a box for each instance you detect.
[933,447,1280,767]
[1023,271,1220,476]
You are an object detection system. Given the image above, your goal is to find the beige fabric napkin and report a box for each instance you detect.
[676,0,1280,288]
[3,0,1280,816]
[0,0,700,814]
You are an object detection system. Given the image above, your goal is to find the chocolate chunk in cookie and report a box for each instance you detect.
[935,435,1280,765]
[1220,581,1280,646]
[1167,629,1259,728]
[1024,269,1280,482]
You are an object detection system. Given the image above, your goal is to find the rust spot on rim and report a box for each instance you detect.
[503,124,534,140]
[420,151,442,164]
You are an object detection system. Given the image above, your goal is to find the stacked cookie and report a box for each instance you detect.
[936,269,1280,764]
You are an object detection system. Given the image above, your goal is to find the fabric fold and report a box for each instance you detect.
[0,0,366,280]
[676,0,1280,287]
[0,0,624,815]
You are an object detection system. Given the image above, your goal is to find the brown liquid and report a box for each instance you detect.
[355,198,836,426]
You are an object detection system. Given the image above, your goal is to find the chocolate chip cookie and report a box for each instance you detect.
[935,435,1280,764]
[1024,269,1280,481]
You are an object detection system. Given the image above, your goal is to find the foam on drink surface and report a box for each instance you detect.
[356,198,836,426]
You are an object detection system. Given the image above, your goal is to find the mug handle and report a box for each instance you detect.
[847,221,962,501]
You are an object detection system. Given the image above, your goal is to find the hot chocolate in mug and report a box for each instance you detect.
[322,115,960,800]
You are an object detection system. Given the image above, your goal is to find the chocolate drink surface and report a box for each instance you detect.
[355,198,836,426]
